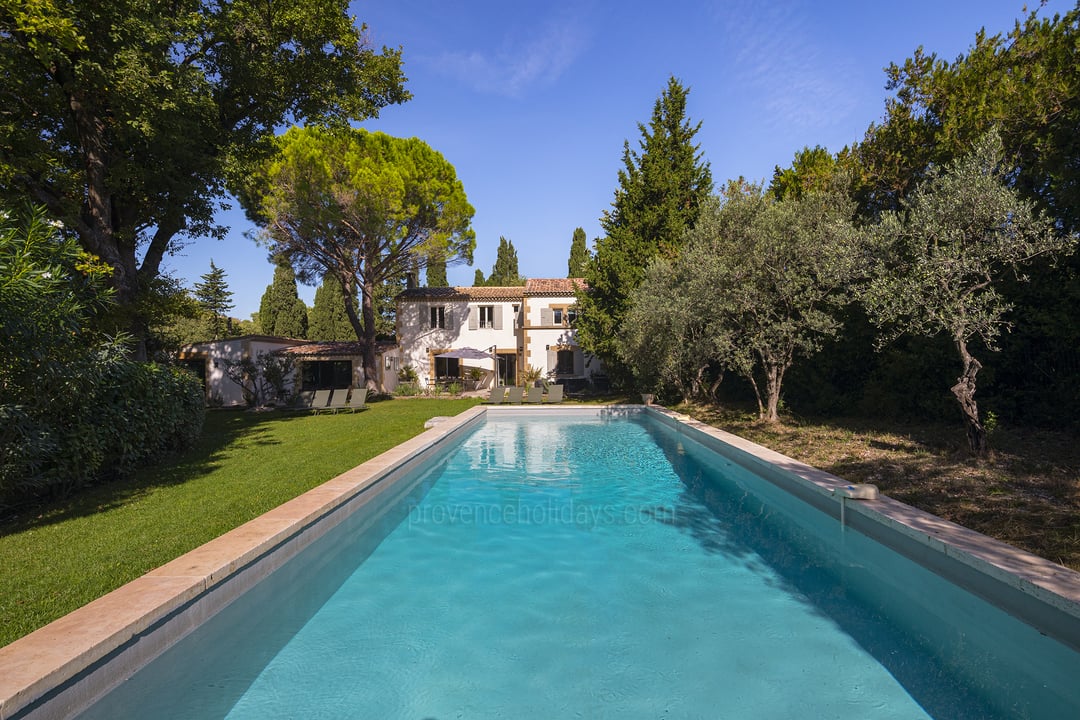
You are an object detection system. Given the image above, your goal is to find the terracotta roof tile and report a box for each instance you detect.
[280,341,396,357]
[524,278,587,295]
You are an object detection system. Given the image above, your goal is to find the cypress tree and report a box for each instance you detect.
[576,76,713,384]
[568,227,589,277]
[308,275,358,341]
[193,259,234,340]
[487,236,525,285]
[426,256,448,286]
[258,256,308,338]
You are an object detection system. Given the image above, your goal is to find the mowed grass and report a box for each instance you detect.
[0,398,479,647]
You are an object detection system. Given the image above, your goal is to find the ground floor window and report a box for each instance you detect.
[497,352,516,386]
[434,356,460,379]
[555,349,575,375]
[301,360,352,390]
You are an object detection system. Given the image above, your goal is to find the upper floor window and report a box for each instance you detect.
[553,309,564,325]
[430,306,445,329]
[479,305,494,329]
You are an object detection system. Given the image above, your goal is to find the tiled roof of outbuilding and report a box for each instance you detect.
[524,278,587,295]
[280,340,396,357]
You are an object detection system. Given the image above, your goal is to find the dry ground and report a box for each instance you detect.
[677,402,1080,572]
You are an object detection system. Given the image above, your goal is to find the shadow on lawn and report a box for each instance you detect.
[0,409,301,538]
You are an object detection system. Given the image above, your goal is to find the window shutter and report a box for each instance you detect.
[446,307,454,332]
[468,306,477,331]
[494,304,503,330]
[574,349,585,376]
[540,308,552,326]
[547,348,557,373]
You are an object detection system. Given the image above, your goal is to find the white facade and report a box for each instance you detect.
[396,279,602,389]
[178,335,307,406]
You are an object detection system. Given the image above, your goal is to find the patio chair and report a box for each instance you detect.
[324,388,350,414]
[347,388,368,412]
[545,385,564,404]
[525,386,543,404]
[506,386,524,404]
[309,388,332,414]
[483,386,506,405]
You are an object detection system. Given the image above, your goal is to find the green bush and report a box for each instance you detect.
[0,206,205,507]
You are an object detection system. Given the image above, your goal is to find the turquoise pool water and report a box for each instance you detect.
[81,414,1080,719]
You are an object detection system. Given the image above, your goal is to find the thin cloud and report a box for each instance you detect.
[425,17,588,98]
[711,0,859,132]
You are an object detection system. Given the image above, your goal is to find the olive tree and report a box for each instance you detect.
[860,131,1070,454]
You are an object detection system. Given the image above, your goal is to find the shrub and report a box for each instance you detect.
[0,206,205,507]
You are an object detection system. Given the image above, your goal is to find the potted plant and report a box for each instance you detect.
[521,365,544,387]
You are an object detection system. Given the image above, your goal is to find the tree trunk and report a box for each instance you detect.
[951,337,987,456]
[764,362,785,423]
[359,275,380,392]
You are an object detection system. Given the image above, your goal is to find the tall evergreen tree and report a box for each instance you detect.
[473,268,487,286]
[568,227,589,277]
[193,260,234,340]
[308,275,357,341]
[259,256,308,338]
[576,76,713,384]
[426,256,448,286]
[373,274,405,338]
[486,236,525,285]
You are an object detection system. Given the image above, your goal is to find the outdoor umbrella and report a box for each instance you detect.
[434,347,495,361]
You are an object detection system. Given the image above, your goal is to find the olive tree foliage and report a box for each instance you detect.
[241,126,475,390]
[0,0,408,357]
[860,131,1070,455]
[621,180,860,421]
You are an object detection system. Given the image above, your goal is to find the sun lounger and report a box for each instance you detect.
[310,388,332,414]
[506,386,524,404]
[483,386,506,404]
[322,388,350,414]
[525,386,543,404]
[347,388,368,412]
[545,384,564,404]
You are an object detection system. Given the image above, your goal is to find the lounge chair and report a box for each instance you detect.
[483,386,506,404]
[309,388,332,414]
[347,388,368,412]
[322,388,350,414]
[525,386,543,404]
[545,384,564,404]
[506,386,524,404]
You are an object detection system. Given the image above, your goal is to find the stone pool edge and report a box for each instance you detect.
[0,405,487,720]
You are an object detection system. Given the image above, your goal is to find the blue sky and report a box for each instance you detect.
[162,0,1072,319]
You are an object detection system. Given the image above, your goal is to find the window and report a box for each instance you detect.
[567,307,578,325]
[479,305,494,328]
[301,360,352,390]
[430,306,445,329]
[556,350,574,375]
[434,356,460,379]
[553,308,563,325]
[512,304,520,328]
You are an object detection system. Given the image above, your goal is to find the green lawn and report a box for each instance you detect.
[0,398,479,647]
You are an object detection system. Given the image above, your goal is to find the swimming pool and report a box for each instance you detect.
[68,409,1079,719]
